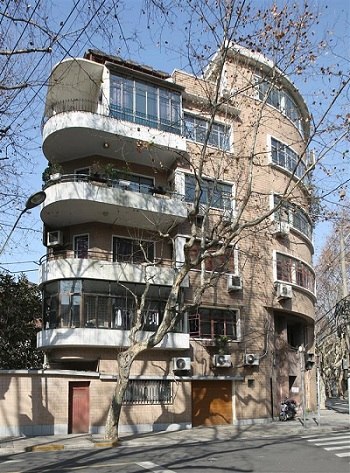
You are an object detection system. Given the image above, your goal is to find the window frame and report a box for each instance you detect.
[273,194,313,240]
[255,75,304,136]
[184,173,233,210]
[274,251,315,293]
[73,234,89,259]
[183,112,231,151]
[112,236,155,264]
[110,74,182,135]
[188,307,241,340]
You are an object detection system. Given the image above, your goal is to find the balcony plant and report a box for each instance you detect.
[42,162,63,183]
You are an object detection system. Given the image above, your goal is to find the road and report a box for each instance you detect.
[1,429,349,473]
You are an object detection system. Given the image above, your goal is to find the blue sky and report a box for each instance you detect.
[0,0,349,281]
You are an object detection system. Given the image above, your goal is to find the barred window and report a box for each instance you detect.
[123,380,173,405]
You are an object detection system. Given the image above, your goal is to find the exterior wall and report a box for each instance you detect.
[0,371,191,437]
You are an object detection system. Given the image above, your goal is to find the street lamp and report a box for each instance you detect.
[0,190,46,256]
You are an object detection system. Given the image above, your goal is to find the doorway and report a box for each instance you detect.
[68,382,90,433]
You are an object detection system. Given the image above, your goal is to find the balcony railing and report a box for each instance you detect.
[43,173,185,201]
[42,98,183,136]
[40,249,173,266]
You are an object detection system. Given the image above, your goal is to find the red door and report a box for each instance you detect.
[68,382,90,433]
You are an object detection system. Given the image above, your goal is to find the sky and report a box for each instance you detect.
[0,0,349,282]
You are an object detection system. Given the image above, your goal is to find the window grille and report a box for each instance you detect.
[123,380,173,405]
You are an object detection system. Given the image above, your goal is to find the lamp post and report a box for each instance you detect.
[0,190,46,256]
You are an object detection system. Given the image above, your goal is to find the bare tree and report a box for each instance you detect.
[315,210,350,398]
[0,0,132,257]
[103,0,349,439]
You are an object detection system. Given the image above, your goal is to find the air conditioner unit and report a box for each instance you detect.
[244,353,259,366]
[227,274,242,291]
[47,230,63,247]
[273,221,290,237]
[172,357,191,371]
[213,354,232,368]
[276,283,293,300]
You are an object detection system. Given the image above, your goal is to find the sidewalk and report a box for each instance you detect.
[0,408,349,456]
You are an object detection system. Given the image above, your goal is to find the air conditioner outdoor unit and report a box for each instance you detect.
[47,230,63,247]
[227,274,242,291]
[213,354,232,368]
[273,221,290,237]
[244,353,259,366]
[276,283,293,300]
[172,357,191,371]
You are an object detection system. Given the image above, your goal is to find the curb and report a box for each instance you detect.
[26,444,65,452]
[93,439,119,448]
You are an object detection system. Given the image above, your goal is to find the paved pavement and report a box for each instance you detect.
[0,408,349,456]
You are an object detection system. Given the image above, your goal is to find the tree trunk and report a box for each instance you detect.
[104,348,139,439]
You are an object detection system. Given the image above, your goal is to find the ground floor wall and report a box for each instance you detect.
[0,367,316,437]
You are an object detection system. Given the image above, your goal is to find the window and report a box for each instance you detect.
[113,237,154,263]
[184,113,230,150]
[276,253,315,292]
[189,308,240,340]
[110,74,181,134]
[74,234,89,258]
[184,174,232,210]
[255,76,304,135]
[123,380,173,405]
[185,242,237,273]
[42,280,174,331]
[274,195,313,240]
[271,138,308,180]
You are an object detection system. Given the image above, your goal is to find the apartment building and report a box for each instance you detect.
[0,45,316,437]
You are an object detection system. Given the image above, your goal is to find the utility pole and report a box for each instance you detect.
[339,225,350,421]
[339,227,348,298]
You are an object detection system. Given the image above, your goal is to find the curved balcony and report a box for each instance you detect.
[42,99,187,168]
[41,174,188,230]
[37,328,190,350]
[39,250,189,287]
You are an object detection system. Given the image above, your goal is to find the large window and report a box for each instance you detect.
[255,76,304,135]
[110,74,181,134]
[271,138,309,182]
[123,380,173,405]
[113,237,154,263]
[274,195,313,240]
[184,174,232,210]
[42,280,175,331]
[189,308,240,340]
[276,253,315,292]
[184,113,230,151]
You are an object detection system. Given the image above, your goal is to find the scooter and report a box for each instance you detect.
[279,397,297,421]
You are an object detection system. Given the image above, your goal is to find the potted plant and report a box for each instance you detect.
[42,162,63,183]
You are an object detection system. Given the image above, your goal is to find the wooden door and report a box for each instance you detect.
[68,382,90,433]
[192,380,232,427]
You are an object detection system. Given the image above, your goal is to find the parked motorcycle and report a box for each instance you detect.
[279,397,297,421]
